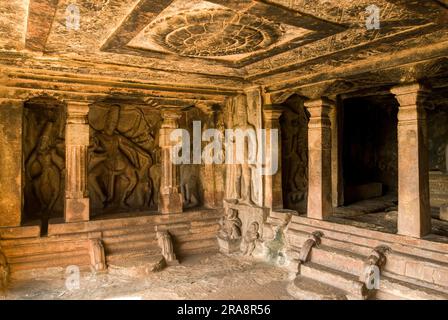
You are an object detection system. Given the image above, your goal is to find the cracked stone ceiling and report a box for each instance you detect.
[0,0,447,95]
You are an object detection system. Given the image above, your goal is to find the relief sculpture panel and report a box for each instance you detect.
[23,99,66,228]
[88,104,160,215]
[281,99,309,213]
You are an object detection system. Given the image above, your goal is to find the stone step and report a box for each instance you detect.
[101,225,157,237]
[106,247,162,263]
[288,221,448,276]
[379,275,448,300]
[174,230,219,243]
[48,210,222,236]
[108,254,166,277]
[9,252,90,271]
[104,240,156,254]
[180,244,219,256]
[7,249,87,265]
[176,238,218,254]
[1,241,88,258]
[102,232,157,245]
[288,223,448,289]
[300,262,367,299]
[310,245,366,277]
[287,276,348,300]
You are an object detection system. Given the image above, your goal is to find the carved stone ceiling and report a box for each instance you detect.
[0,0,447,86]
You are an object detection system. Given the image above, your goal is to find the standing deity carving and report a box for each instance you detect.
[88,105,155,213]
[24,104,65,229]
[225,98,258,206]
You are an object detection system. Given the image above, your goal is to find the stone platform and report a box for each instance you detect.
[282,214,448,300]
[0,209,222,279]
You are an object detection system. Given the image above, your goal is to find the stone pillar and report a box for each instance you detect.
[263,105,283,210]
[304,98,333,220]
[65,101,90,223]
[200,105,218,208]
[0,99,23,227]
[330,97,344,207]
[158,108,183,214]
[391,83,431,238]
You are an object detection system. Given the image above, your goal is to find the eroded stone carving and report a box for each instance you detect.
[157,230,178,264]
[148,8,284,57]
[88,238,107,272]
[359,245,391,286]
[298,231,323,271]
[88,105,156,214]
[217,208,242,254]
[218,208,242,241]
[225,96,258,206]
[257,211,294,265]
[180,164,200,209]
[281,104,309,212]
[241,221,260,256]
[24,103,65,227]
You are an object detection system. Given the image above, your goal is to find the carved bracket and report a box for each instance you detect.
[88,238,107,272]
[297,231,324,272]
[359,245,392,297]
[156,230,178,266]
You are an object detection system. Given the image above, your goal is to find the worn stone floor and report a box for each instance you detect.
[3,253,295,300]
[330,196,448,243]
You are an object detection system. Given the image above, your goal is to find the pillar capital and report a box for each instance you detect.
[391,83,430,107]
[263,104,284,121]
[66,101,90,124]
[160,107,183,129]
[304,97,335,109]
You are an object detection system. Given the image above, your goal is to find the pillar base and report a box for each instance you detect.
[65,198,89,222]
[159,193,183,214]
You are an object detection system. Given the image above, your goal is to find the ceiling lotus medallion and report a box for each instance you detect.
[149,8,284,57]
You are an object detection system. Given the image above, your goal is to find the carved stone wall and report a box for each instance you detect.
[23,98,66,224]
[178,107,205,209]
[88,104,160,215]
[280,96,309,213]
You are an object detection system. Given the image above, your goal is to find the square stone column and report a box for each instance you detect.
[263,105,284,210]
[65,101,90,223]
[330,98,344,207]
[197,103,217,208]
[391,83,431,238]
[0,99,23,227]
[304,98,333,220]
[158,108,183,214]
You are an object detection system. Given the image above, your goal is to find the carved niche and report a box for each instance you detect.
[178,107,206,209]
[23,98,66,225]
[280,98,309,213]
[88,104,160,215]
